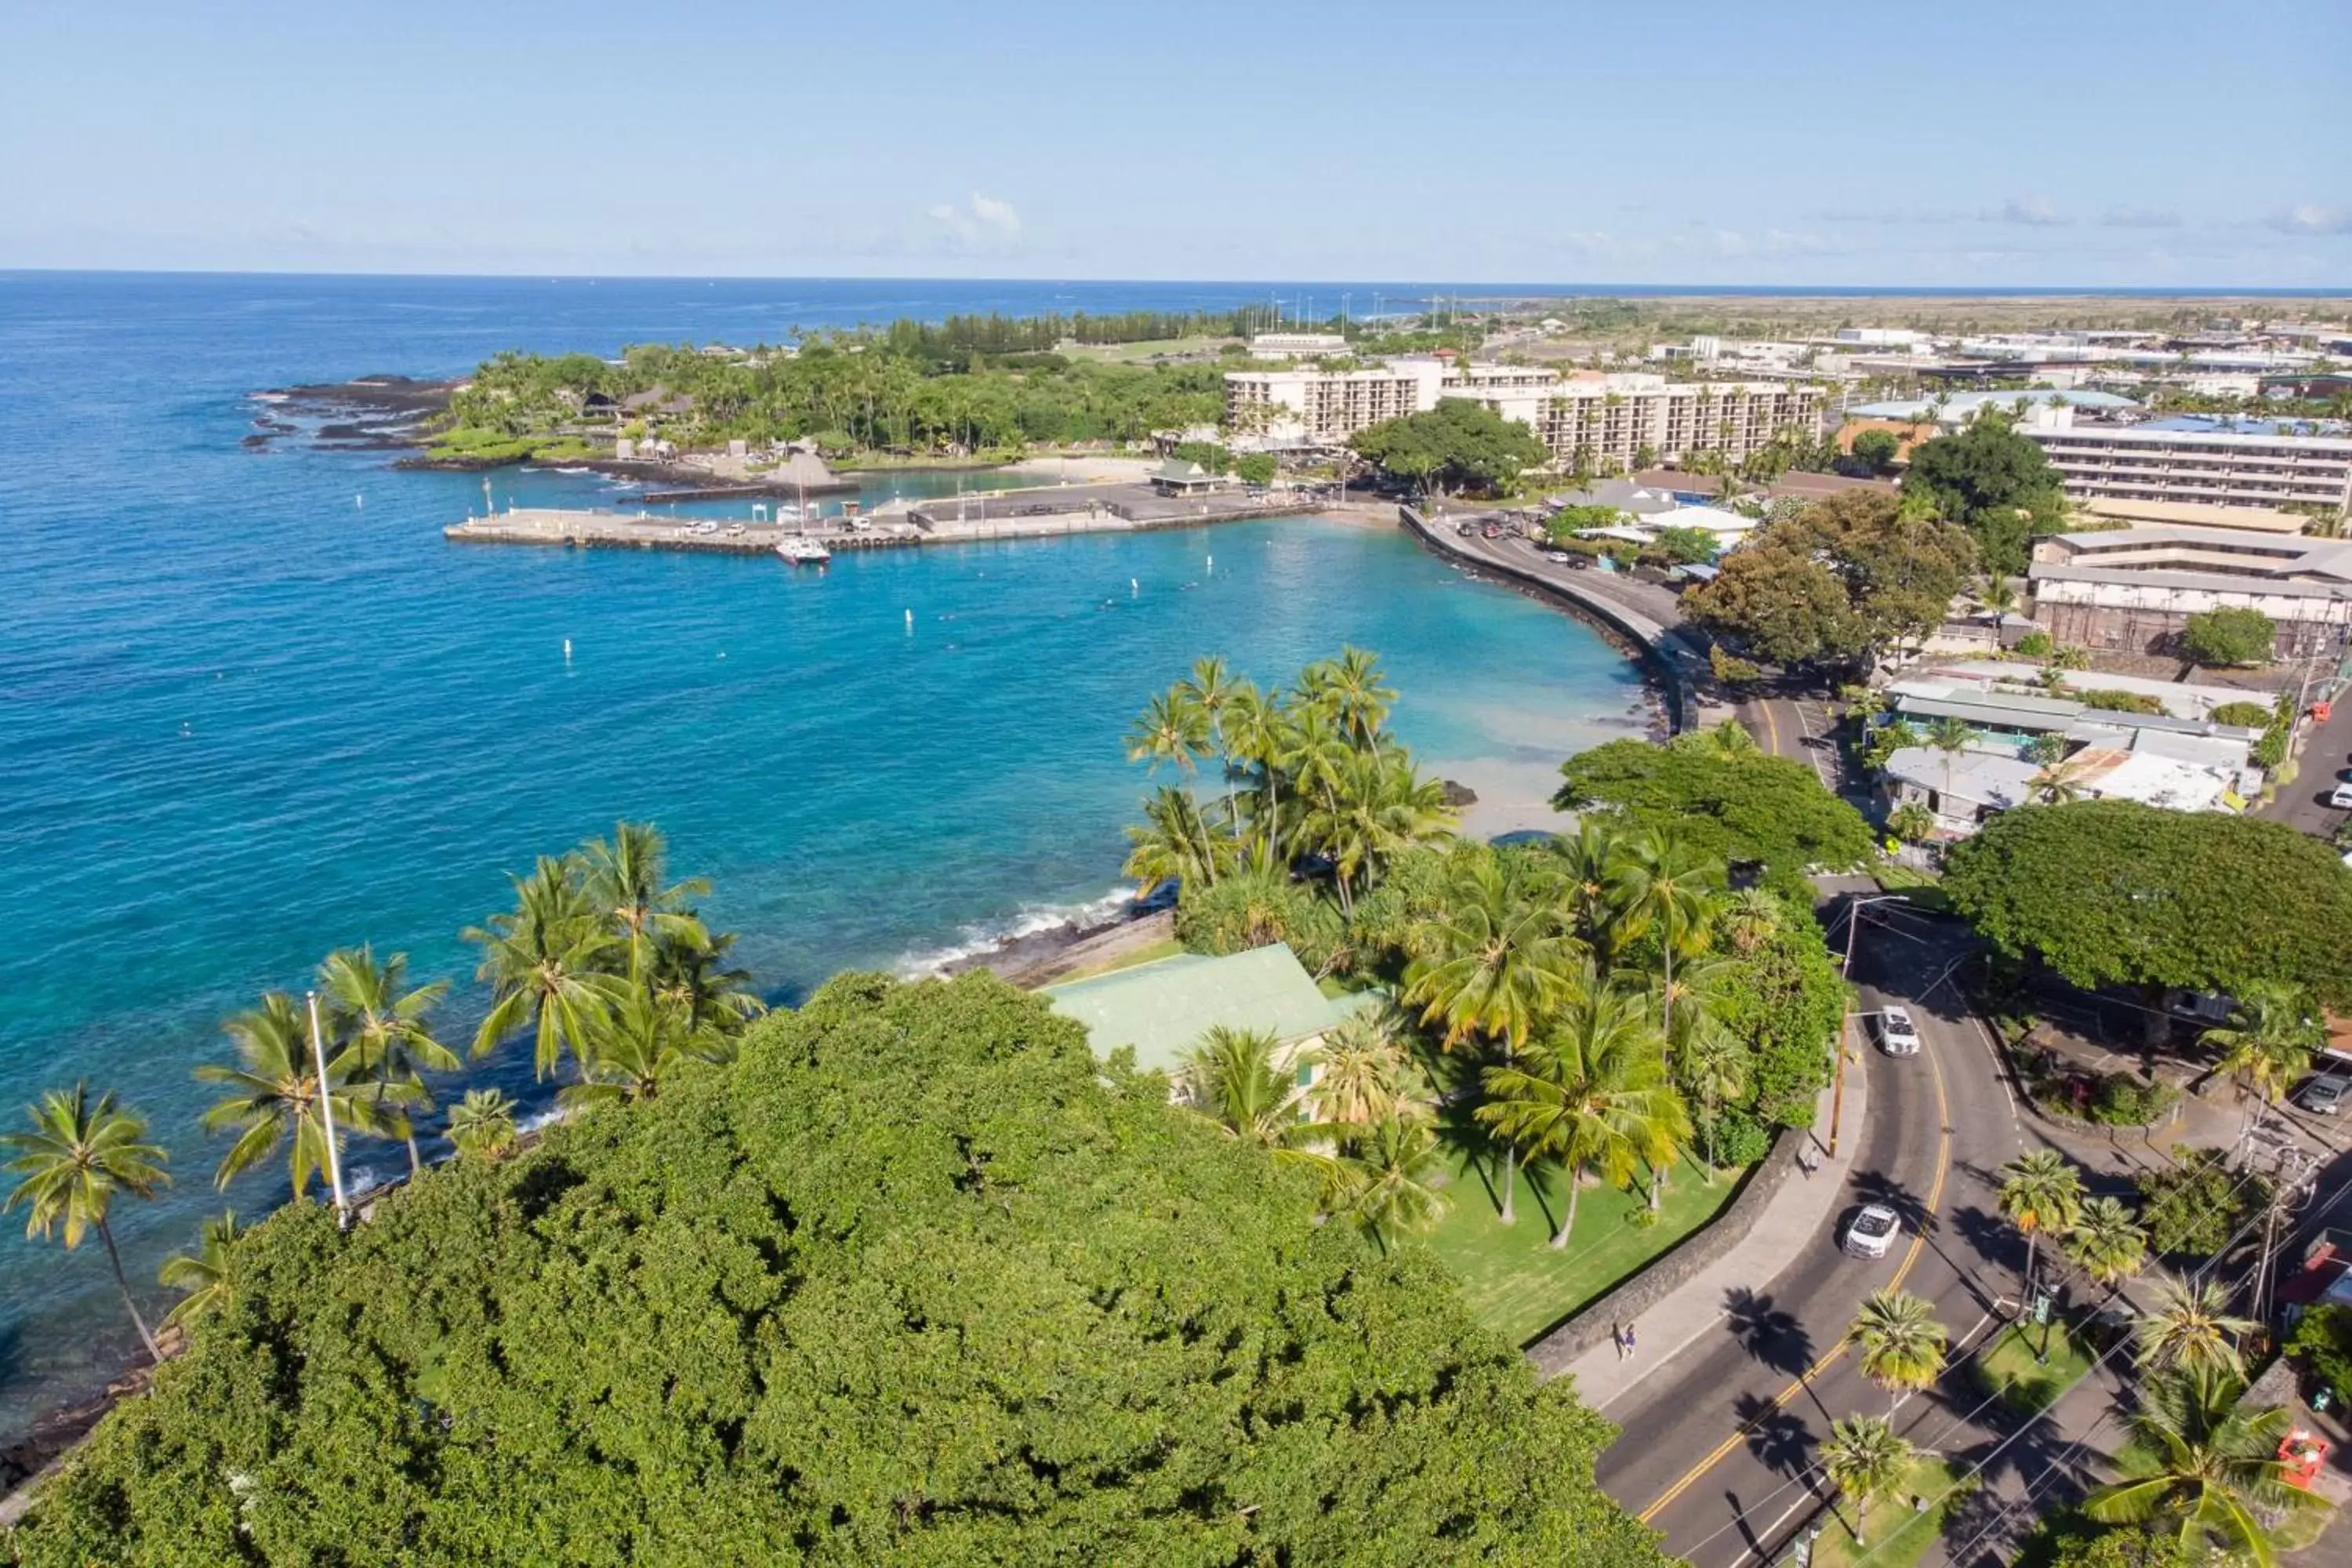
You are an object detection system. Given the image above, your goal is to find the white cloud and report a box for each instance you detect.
[2267,204,2352,235]
[1986,197,2067,227]
[927,191,1022,249]
[2099,205,2180,228]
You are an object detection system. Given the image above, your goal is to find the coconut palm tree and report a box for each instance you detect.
[464,856,627,1080]
[2135,1277,2256,1379]
[1279,702,1356,826]
[1338,1115,1449,1247]
[1823,1414,1915,1548]
[1720,888,1783,955]
[561,989,733,1110]
[575,821,711,980]
[1923,715,1976,803]
[1221,685,1294,861]
[158,1210,245,1330]
[198,993,396,1199]
[1126,688,1210,780]
[1552,819,1629,949]
[2084,1362,2323,1568]
[1476,976,1688,1251]
[318,944,457,1176]
[1847,1290,1950,1409]
[1674,1022,1751,1181]
[1123,786,1230,896]
[2201,982,2321,1111]
[1403,849,1581,1224]
[1610,828,1723,1042]
[1998,1148,2085,1300]
[2063,1196,2149,1294]
[1179,1025,1311,1146]
[648,927,766,1033]
[1312,1006,1417,1127]
[1181,657,1250,824]
[2,1085,170,1360]
[1305,646,1396,746]
[1299,749,1454,916]
[446,1089,520,1160]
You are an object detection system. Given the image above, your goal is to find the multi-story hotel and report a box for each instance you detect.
[1222,361,1822,468]
[2027,524,2352,657]
[2024,423,2352,514]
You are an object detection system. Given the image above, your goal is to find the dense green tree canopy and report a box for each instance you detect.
[2179,607,2275,667]
[1943,802,2352,1008]
[15,973,1664,1567]
[1553,737,1875,895]
[1349,399,1551,495]
[1900,417,2067,575]
[1682,492,1976,670]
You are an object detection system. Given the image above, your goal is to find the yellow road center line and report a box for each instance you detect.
[1636,980,1955,1526]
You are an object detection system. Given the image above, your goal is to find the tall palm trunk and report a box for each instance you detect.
[1497,1035,1517,1225]
[405,1131,424,1178]
[1549,1164,1581,1250]
[99,1218,161,1362]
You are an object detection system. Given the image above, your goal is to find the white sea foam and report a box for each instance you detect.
[893,884,1137,978]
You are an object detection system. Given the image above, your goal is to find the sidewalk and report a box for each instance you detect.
[1568,1063,1868,1412]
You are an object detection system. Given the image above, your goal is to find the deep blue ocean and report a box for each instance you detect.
[0,272,1660,1429]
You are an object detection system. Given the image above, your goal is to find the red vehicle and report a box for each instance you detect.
[1480,521,1502,539]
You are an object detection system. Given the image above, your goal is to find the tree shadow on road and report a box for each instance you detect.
[1850,1169,1933,1236]
[1733,1390,1823,1489]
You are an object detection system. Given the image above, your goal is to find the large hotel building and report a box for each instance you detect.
[2023,423,2352,514]
[1223,361,1823,470]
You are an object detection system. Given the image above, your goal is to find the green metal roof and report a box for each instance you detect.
[1043,943,1356,1076]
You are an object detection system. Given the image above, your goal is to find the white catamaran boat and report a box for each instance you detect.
[775,536,831,564]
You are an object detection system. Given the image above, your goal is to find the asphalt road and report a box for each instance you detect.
[1596,902,2031,1566]
[2261,695,2352,839]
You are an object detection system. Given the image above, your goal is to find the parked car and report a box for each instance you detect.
[1540,548,1572,563]
[1875,1006,1922,1057]
[1480,521,1502,539]
[2330,782,2352,810]
[1842,1203,1902,1260]
[2296,1073,2350,1115]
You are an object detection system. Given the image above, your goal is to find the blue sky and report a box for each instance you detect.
[4,1,2347,286]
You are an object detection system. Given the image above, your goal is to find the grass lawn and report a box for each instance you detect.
[1810,1456,1976,1568]
[1421,1145,1746,1346]
[1049,937,1184,984]
[1973,1322,2096,1414]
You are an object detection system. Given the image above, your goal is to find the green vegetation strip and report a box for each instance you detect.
[1809,1457,1976,1568]
[1974,1321,2098,1414]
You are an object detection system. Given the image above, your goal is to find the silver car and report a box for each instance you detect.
[1843,1203,1902,1259]
[1875,1007,1922,1057]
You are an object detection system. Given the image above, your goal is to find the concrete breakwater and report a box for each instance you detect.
[445,483,1324,555]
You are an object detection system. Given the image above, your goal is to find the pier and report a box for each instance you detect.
[443,481,1327,555]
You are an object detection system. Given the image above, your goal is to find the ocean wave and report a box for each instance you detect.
[893,884,1137,978]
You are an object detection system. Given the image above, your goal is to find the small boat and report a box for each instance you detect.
[776,536,831,564]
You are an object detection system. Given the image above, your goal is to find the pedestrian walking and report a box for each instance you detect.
[1611,1323,1627,1360]
[1623,1323,1637,1359]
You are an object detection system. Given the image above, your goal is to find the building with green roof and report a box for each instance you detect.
[1042,943,1370,1081]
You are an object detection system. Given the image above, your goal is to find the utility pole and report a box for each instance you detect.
[306,990,350,1227]
[1831,894,1904,1159]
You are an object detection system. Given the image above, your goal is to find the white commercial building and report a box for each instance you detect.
[2027,524,2352,657]
[1247,332,1352,360]
[2024,423,2352,514]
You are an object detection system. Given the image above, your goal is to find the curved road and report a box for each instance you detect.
[1417,513,2040,1564]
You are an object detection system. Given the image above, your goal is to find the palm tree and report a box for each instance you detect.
[446,1088,520,1160]
[1675,1022,1750,1180]
[1847,1290,1950,1409]
[1126,688,1210,780]
[1476,977,1689,1250]
[1610,828,1723,1042]
[648,927,766,1033]
[1181,657,1249,825]
[2026,731,2070,767]
[1178,1025,1310,1147]
[1338,1115,1449,1247]
[1299,749,1454,916]
[1312,1006,1417,1127]
[575,821,711,979]
[1403,850,1581,1224]
[2201,982,2320,1111]
[2,1085,170,1360]
[465,857,627,1080]
[1279,702,1355,826]
[1983,574,2020,629]
[1923,715,1976,803]
[1551,819,1628,949]
[1123,786,1230,896]
[318,945,457,1176]
[2063,1196,2149,1293]
[1222,685,1294,861]
[1720,888,1783,955]
[561,989,733,1109]
[198,993,395,1198]
[1305,646,1396,745]
[1682,718,1759,759]
[1998,1148,2085,1299]
[2135,1278,2256,1379]
[1823,1414,1915,1548]
[2084,1362,2324,1568]
[158,1210,245,1330]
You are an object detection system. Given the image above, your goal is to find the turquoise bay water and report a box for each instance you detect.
[0,274,1646,1428]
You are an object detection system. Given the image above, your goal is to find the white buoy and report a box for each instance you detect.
[905,608,914,631]
[1131,577,1139,597]
[354,493,364,510]
[562,638,573,661]
[1206,554,1213,574]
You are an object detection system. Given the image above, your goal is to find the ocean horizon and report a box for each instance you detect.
[0,270,1652,1436]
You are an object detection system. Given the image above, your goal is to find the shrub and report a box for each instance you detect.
[2136,1145,2263,1257]
[1710,643,1764,688]
[2287,1303,2352,1409]
[1690,1105,1773,1168]
[2209,700,2275,729]
[2086,1072,2179,1127]
[2253,724,2290,769]
[1232,452,1277,485]
[2014,630,2056,659]
[2074,688,2166,716]
[1177,872,1348,974]
[2180,606,2276,667]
